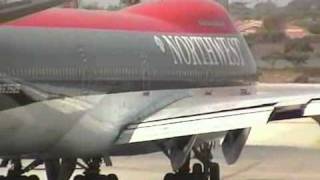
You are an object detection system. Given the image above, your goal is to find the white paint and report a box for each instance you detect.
[304,100,320,117]
[154,35,245,67]
[118,106,273,144]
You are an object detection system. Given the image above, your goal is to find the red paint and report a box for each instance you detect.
[4,0,237,34]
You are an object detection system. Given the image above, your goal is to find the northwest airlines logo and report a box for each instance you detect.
[154,35,245,66]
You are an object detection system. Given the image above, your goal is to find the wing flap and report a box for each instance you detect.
[117,105,274,144]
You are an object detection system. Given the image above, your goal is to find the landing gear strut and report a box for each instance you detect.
[45,158,76,180]
[3,159,41,180]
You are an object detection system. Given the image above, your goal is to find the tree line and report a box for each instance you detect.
[230,0,320,69]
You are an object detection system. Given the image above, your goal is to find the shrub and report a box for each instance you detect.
[284,38,314,53]
[308,22,320,34]
[284,51,310,67]
[261,51,285,68]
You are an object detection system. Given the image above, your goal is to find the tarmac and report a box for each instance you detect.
[2,118,320,180]
[101,146,320,180]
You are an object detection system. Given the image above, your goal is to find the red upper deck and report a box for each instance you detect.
[5,0,238,34]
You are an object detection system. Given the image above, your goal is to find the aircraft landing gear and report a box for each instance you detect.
[1,159,41,180]
[164,141,220,180]
[45,158,76,180]
[190,162,220,180]
[208,163,220,180]
[164,161,220,180]
[193,142,220,180]
[73,158,118,180]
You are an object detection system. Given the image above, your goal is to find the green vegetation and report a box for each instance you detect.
[253,1,280,19]
[81,2,100,9]
[284,39,314,53]
[261,51,284,68]
[284,39,314,67]
[259,38,314,69]
[229,0,320,71]
[308,22,320,34]
[229,2,253,19]
[262,14,285,32]
[284,0,320,20]
[106,5,122,11]
[230,0,320,29]
[284,51,310,67]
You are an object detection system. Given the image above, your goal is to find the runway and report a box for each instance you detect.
[2,119,320,180]
[13,146,320,180]
[96,119,320,180]
[102,146,320,180]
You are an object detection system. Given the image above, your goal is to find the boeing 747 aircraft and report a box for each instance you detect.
[1,0,320,180]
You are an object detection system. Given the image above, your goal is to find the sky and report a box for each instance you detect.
[229,0,293,7]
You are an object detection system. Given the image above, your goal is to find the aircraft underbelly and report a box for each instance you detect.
[0,96,116,157]
[0,85,254,158]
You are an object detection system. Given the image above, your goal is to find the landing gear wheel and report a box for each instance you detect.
[192,163,203,174]
[28,175,40,180]
[192,163,204,180]
[96,175,108,180]
[74,175,85,180]
[107,174,118,180]
[164,173,175,180]
[16,175,28,180]
[209,162,220,180]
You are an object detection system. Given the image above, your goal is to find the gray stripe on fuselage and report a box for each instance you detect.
[0,27,257,110]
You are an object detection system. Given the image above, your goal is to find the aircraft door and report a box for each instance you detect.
[141,58,150,93]
[78,46,91,95]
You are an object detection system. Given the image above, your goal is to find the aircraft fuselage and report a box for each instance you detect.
[0,0,257,157]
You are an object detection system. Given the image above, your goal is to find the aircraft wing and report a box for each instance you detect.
[0,0,66,23]
[117,83,320,145]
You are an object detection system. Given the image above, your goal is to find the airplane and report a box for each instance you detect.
[1,0,320,180]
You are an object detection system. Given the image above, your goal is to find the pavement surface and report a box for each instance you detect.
[1,119,320,180]
[103,146,320,180]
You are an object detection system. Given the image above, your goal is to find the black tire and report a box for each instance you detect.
[209,162,220,180]
[192,163,205,180]
[74,175,85,180]
[28,175,40,180]
[192,163,203,174]
[99,175,109,180]
[7,170,15,177]
[17,175,28,180]
[107,174,118,180]
[163,173,175,180]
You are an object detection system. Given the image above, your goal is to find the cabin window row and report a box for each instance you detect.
[0,67,221,81]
